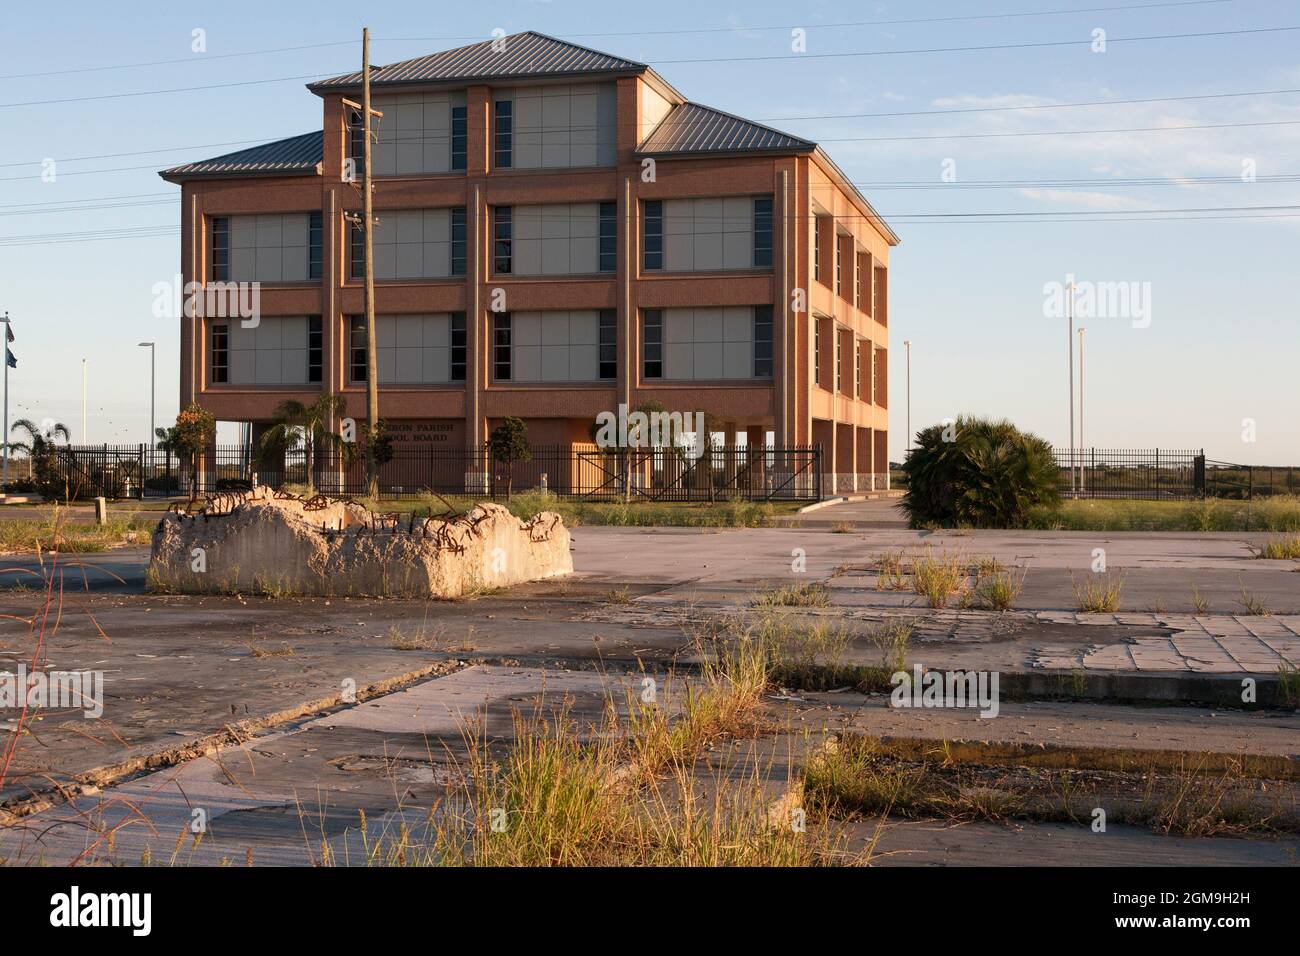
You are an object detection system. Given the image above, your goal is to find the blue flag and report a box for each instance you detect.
[5,348,15,369]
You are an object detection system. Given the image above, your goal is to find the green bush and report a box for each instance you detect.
[901,417,1059,528]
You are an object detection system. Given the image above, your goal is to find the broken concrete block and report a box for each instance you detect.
[147,486,572,598]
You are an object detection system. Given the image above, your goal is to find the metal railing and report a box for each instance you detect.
[10,443,823,502]
[1053,448,1203,499]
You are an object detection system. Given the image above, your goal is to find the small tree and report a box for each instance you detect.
[901,416,1059,528]
[488,417,531,500]
[168,403,216,498]
[6,418,70,498]
[258,393,347,494]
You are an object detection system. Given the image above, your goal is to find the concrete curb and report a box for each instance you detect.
[844,732,1300,781]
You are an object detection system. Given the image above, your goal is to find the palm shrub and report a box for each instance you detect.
[901,417,1059,528]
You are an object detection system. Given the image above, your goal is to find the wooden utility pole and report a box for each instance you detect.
[360,28,379,497]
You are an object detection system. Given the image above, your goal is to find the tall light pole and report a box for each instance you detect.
[81,359,87,444]
[1078,326,1085,493]
[1,312,10,487]
[902,339,913,455]
[138,342,155,450]
[1066,280,1076,498]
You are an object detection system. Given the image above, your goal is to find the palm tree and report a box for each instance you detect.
[6,417,70,456]
[6,419,71,497]
[258,393,348,494]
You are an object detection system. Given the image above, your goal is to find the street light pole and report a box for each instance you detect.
[902,339,912,455]
[1067,280,1076,498]
[138,342,155,449]
[1078,326,1085,493]
[1,312,10,487]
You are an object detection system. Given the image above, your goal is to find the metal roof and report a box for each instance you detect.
[309,31,648,92]
[637,102,815,157]
[159,131,323,182]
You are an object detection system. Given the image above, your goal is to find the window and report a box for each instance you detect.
[835,241,843,295]
[495,84,616,169]
[753,197,773,268]
[451,105,467,172]
[643,200,663,271]
[347,108,364,177]
[308,315,322,383]
[349,315,367,382]
[753,306,773,378]
[854,341,861,398]
[835,333,841,392]
[494,206,512,274]
[222,316,312,384]
[368,91,465,176]
[224,214,315,282]
[814,216,826,284]
[659,307,759,380]
[211,323,229,383]
[599,309,616,380]
[210,217,229,281]
[308,212,322,280]
[493,313,512,380]
[451,207,466,276]
[660,197,755,271]
[599,201,617,273]
[509,203,607,275]
[814,320,821,386]
[450,312,466,382]
[508,311,606,381]
[494,99,513,169]
[350,220,365,279]
[854,254,861,307]
[642,309,662,379]
[353,209,459,280]
[349,314,460,384]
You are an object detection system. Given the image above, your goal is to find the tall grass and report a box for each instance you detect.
[1029,496,1300,532]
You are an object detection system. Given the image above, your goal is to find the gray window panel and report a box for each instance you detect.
[514,238,542,275]
[657,198,755,273]
[541,235,570,274]
[664,343,693,379]
[660,308,759,380]
[569,236,598,272]
[540,345,570,381]
[372,92,463,176]
[230,247,255,281]
[229,348,254,384]
[371,209,452,280]
[422,347,450,383]
[282,244,308,281]
[255,349,282,384]
[377,347,398,384]
[723,342,753,379]
[569,345,599,380]
[569,312,599,346]
[227,214,313,282]
[497,83,615,170]
[395,348,422,383]
[513,313,540,347]
[508,311,603,381]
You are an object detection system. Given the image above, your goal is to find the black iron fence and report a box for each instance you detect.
[7,443,822,502]
[1054,449,1300,500]
[1053,448,1202,499]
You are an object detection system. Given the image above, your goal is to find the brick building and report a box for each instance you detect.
[160,31,898,493]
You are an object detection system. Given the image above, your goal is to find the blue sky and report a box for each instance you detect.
[1,0,1297,463]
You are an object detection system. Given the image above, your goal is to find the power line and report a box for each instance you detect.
[819,118,1300,142]
[0,137,304,170]
[757,86,1300,123]
[0,2,1234,81]
[653,24,1300,64]
[5,24,1298,110]
[0,191,173,210]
